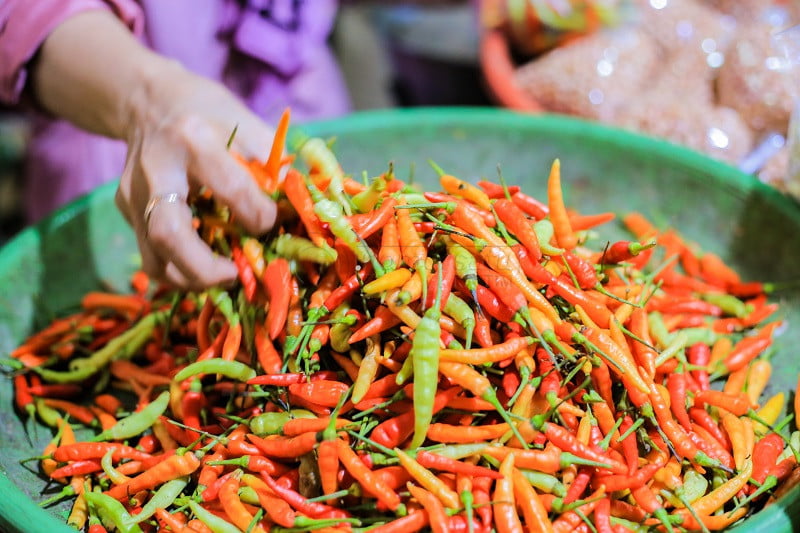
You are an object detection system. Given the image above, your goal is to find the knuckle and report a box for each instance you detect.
[145,216,178,249]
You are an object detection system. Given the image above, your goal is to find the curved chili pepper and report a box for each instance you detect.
[561,251,598,289]
[478,180,520,199]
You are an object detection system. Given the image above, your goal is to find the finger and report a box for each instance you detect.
[163,260,226,292]
[114,187,134,227]
[146,196,238,288]
[228,113,276,162]
[186,126,277,235]
[137,234,167,283]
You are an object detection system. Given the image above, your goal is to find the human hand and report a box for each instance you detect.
[114,62,278,290]
[31,11,278,289]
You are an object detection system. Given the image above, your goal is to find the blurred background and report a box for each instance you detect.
[1,0,798,244]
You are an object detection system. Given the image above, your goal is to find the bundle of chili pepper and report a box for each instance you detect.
[6,111,799,533]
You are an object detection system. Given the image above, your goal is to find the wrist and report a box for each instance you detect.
[119,53,189,141]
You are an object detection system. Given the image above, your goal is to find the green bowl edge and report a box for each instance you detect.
[0,106,799,532]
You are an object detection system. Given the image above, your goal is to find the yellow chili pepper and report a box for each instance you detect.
[746,359,772,405]
[352,335,381,404]
[394,448,461,509]
[362,268,412,297]
[755,392,785,435]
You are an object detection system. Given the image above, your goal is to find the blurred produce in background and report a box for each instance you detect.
[481,0,800,198]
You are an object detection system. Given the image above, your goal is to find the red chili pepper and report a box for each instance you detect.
[476,263,527,317]
[27,383,83,398]
[180,380,206,442]
[722,334,773,373]
[254,322,282,374]
[536,347,561,398]
[562,251,599,289]
[618,415,639,475]
[540,422,628,475]
[693,389,751,416]
[412,221,437,233]
[472,476,493,529]
[494,198,543,263]
[593,461,661,493]
[264,258,292,340]
[247,373,306,386]
[471,283,516,323]
[649,298,723,317]
[752,433,784,485]
[563,467,592,504]
[370,387,459,449]
[260,472,349,519]
[511,191,548,219]
[321,263,374,313]
[350,196,397,240]
[13,374,34,417]
[288,380,350,408]
[601,240,655,265]
[688,407,730,451]
[477,180,520,199]
[231,243,258,302]
[666,373,692,431]
[690,424,735,470]
[49,460,103,479]
[686,343,711,390]
[424,254,455,310]
[415,450,503,479]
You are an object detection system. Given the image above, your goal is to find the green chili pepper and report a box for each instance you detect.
[273,234,337,265]
[397,193,429,206]
[84,491,143,533]
[309,183,369,260]
[443,293,476,350]
[34,397,62,428]
[654,331,688,368]
[173,359,256,383]
[35,311,166,383]
[238,485,260,506]
[188,499,242,533]
[517,468,567,497]
[647,311,672,349]
[427,443,489,460]
[296,135,354,216]
[681,469,709,504]
[101,448,129,485]
[532,219,565,256]
[680,327,720,347]
[610,517,650,533]
[444,236,481,308]
[93,390,170,442]
[250,410,315,436]
[128,477,189,525]
[395,352,414,386]
[778,431,800,463]
[409,266,443,450]
[329,305,357,354]
[700,292,750,318]
[352,175,387,213]
[208,288,238,326]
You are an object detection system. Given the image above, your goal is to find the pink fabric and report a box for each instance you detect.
[1,0,351,222]
[0,0,143,103]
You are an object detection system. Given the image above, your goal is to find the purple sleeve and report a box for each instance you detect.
[0,0,144,104]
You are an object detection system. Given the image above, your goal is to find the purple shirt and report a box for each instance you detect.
[0,0,351,222]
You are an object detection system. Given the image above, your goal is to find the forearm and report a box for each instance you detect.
[30,9,180,140]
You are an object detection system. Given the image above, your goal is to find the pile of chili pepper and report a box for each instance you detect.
[6,109,800,533]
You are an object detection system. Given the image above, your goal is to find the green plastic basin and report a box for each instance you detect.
[1,108,799,532]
